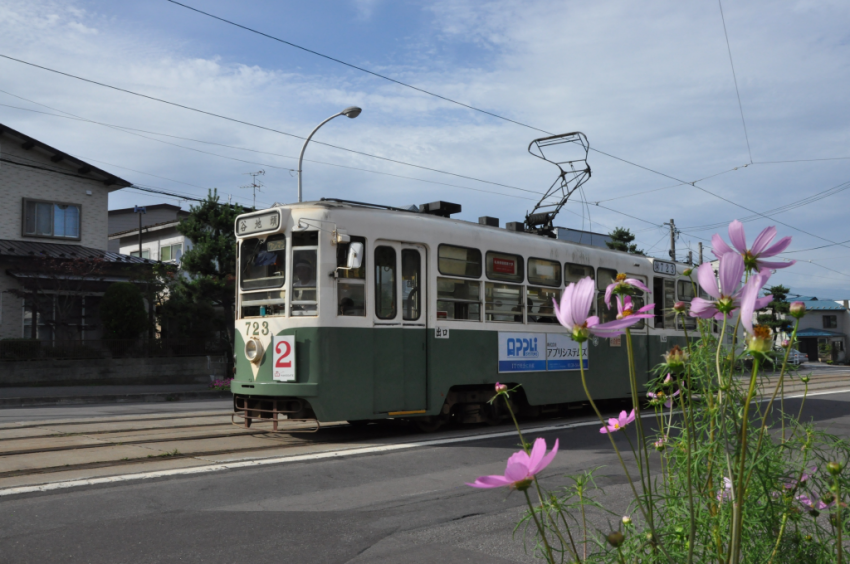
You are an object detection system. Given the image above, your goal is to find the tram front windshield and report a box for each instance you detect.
[240,235,286,291]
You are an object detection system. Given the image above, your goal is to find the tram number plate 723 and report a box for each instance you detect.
[244,321,269,336]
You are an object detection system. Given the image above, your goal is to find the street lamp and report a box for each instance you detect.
[297,106,362,203]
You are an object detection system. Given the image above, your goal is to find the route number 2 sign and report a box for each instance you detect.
[272,335,296,382]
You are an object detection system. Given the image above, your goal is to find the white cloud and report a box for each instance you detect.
[0,0,849,296]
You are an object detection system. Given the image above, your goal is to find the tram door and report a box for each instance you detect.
[372,242,427,414]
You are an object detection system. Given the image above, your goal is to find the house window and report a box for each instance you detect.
[160,244,183,263]
[130,249,151,259]
[824,315,838,329]
[23,199,81,240]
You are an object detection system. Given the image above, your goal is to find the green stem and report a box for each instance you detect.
[744,321,799,491]
[837,472,843,564]
[501,393,529,453]
[578,358,651,528]
[523,489,555,563]
[730,357,760,564]
[675,371,696,564]
[716,318,728,405]
[766,512,790,564]
[625,326,655,529]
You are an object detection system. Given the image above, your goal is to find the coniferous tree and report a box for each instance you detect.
[756,284,792,337]
[170,189,245,357]
[605,227,644,255]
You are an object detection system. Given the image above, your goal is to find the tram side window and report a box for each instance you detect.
[375,246,397,319]
[565,263,594,284]
[597,268,618,323]
[438,244,482,278]
[437,278,480,321]
[528,286,558,323]
[677,280,696,330]
[529,258,561,287]
[402,249,421,321]
[337,236,366,316]
[485,282,523,322]
[291,231,318,316]
[486,251,524,283]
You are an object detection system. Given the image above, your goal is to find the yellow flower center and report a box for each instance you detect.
[616,273,627,282]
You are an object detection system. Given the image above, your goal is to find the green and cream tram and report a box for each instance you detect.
[232,199,695,430]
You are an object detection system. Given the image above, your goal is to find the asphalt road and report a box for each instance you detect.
[2,391,850,563]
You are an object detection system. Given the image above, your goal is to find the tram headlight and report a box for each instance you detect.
[245,339,264,364]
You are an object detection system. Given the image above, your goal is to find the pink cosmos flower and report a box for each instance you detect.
[616,295,655,321]
[717,477,733,502]
[647,389,680,409]
[466,437,559,489]
[495,382,507,393]
[600,410,636,434]
[797,492,833,511]
[605,275,650,309]
[689,253,772,320]
[784,466,817,489]
[554,277,655,340]
[712,220,795,271]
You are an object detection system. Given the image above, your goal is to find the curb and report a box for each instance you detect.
[0,390,232,407]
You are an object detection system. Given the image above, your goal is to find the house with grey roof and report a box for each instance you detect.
[108,203,192,264]
[0,122,150,342]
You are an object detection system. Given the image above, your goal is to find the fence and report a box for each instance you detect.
[0,338,229,361]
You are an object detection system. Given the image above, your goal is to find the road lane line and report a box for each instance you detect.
[3,387,850,497]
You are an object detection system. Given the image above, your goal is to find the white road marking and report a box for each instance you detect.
[2,387,850,497]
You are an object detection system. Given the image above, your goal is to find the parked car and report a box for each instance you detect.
[786,348,807,366]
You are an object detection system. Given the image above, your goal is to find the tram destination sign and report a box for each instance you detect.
[498,332,588,373]
[653,260,677,276]
[236,211,282,236]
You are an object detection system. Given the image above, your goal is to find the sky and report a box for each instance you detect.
[1,0,849,298]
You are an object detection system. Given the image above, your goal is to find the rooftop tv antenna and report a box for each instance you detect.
[241,169,265,210]
[524,132,591,237]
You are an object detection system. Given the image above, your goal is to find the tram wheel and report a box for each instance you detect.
[413,416,444,433]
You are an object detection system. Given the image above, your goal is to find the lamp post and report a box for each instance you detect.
[297,106,362,203]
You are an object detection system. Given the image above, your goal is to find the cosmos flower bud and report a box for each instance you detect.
[827,462,842,476]
[664,345,688,367]
[622,515,632,526]
[801,375,810,384]
[654,438,666,451]
[495,382,507,393]
[606,531,625,548]
[781,339,790,348]
[790,301,806,319]
[673,301,688,313]
[682,268,693,277]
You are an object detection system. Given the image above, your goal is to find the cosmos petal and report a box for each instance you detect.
[759,235,791,258]
[750,226,777,256]
[697,262,721,299]
[728,220,747,254]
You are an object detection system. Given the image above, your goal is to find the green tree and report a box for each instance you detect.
[172,189,245,357]
[605,227,644,255]
[100,282,148,340]
[756,284,792,336]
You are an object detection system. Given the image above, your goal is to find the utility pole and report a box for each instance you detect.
[241,170,265,210]
[664,219,678,262]
[698,242,703,265]
[687,250,693,265]
[133,206,146,258]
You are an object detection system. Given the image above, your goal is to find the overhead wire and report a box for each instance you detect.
[0,97,543,203]
[717,0,753,164]
[0,53,542,197]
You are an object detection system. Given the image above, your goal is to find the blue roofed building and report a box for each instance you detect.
[792,297,849,362]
